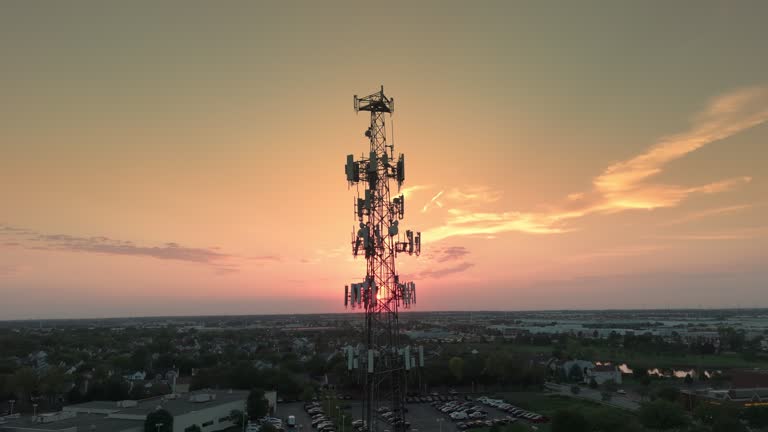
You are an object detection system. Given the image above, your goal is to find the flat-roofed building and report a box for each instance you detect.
[0,390,248,432]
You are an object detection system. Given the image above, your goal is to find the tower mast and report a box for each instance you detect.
[344,86,421,432]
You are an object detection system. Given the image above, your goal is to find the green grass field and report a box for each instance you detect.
[487,392,639,432]
[497,342,766,370]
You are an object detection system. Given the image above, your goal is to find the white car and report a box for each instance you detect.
[450,412,468,420]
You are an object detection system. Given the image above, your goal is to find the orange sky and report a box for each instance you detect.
[1,2,767,318]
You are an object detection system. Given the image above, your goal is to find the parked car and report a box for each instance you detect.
[450,412,468,420]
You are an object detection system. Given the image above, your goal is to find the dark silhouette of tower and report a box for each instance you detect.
[344,86,420,432]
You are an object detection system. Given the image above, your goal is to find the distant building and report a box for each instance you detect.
[124,371,146,381]
[589,364,622,385]
[0,390,248,432]
[681,369,768,409]
[28,351,48,371]
[403,329,454,342]
[551,359,622,385]
[292,337,315,354]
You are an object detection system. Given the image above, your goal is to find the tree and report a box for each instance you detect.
[40,367,67,405]
[301,385,315,402]
[638,400,689,430]
[712,416,747,432]
[655,386,680,403]
[591,408,639,432]
[8,368,38,410]
[602,379,618,393]
[230,410,245,428]
[247,388,269,419]
[485,353,512,384]
[130,347,150,373]
[637,385,650,402]
[555,366,567,383]
[551,409,589,432]
[568,364,584,383]
[744,406,768,428]
[633,367,648,380]
[695,402,743,431]
[306,355,327,377]
[448,357,465,383]
[145,408,173,432]
[273,370,302,400]
[67,386,83,404]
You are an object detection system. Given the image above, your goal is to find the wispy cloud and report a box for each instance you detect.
[409,261,475,279]
[38,235,230,263]
[420,187,502,214]
[248,255,282,263]
[400,185,431,198]
[424,208,568,242]
[424,245,471,263]
[565,245,670,262]
[422,190,444,213]
[0,265,18,276]
[419,85,767,242]
[661,204,755,226]
[0,223,257,273]
[657,226,768,241]
[595,86,768,196]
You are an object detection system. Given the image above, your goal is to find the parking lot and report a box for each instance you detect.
[276,394,549,432]
[422,395,548,431]
[278,402,321,432]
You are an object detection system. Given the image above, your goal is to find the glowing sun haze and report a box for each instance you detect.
[1,2,767,319]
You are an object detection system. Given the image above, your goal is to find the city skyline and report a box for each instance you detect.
[2,2,767,319]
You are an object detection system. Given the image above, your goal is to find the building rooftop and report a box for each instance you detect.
[1,390,249,432]
[0,413,140,431]
[62,400,123,413]
[732,369,768,389]
[111,390,248,417]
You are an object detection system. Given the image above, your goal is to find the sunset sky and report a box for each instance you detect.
[1,2,767,319]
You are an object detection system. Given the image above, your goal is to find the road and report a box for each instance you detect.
[544,383,641,412]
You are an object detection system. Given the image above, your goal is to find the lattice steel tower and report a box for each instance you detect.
[343,86,421,432]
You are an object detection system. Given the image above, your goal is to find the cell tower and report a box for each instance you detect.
[343,86,421,432]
